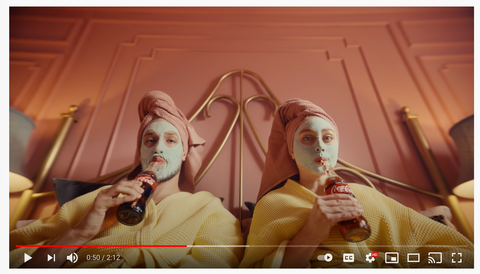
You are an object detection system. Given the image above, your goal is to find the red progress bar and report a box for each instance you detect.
[16,245,187,248]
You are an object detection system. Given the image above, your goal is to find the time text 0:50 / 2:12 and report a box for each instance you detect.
[86,254,121,261]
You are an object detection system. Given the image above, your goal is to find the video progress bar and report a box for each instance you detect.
[16,244,471,248]
[16,245,250,248]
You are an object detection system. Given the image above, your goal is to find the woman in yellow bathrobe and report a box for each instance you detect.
[240,98,473,268]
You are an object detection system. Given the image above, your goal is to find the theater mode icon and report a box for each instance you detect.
[407,253,420,263]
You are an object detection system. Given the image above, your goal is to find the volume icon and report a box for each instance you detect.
[66,252,78,263]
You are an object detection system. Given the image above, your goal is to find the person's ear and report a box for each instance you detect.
[182,153,186,161]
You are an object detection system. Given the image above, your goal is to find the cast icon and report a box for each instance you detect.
[428,252,442,264]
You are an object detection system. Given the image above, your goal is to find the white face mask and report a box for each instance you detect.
[293,117,338,174]
[140,120,183,183]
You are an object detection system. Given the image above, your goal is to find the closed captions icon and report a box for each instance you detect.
[343,253,354,262]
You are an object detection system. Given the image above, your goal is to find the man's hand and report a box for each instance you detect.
[21,179,144,268]
[72,179,145,242]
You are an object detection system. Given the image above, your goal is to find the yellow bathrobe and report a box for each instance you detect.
[10,186,244,268]
[240,180,473,268]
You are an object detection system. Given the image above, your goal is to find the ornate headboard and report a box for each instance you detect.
[10,69,473,243]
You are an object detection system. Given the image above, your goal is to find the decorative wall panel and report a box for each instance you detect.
[9,7,473,230]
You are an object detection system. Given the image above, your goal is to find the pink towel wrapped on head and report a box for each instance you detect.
[257,98,338,201]
[128,90,206,193]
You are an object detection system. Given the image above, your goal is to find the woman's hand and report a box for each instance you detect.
[303,194,364,244]
[71,179,145,243]
[281,194,363,267]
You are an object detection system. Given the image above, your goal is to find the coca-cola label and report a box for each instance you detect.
[136,174,157,191]
[325,182,354,197]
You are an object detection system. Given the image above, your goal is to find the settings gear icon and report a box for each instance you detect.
[365,253,375,263]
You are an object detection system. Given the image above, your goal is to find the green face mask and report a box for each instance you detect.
[140,120,183,182]
[293,117,338,174]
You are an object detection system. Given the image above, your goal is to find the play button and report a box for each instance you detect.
[24,253,32,263]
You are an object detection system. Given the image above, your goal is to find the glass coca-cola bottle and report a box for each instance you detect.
[116,160,158,226]
[322,160,371,242]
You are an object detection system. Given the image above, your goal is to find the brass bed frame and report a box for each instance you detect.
[10,69,474,243]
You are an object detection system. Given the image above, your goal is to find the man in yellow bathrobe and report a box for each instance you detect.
[240,98,473,268]
[10,91,244,268]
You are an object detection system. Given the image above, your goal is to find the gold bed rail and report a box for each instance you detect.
[11,70,473,243]
[401,107,473,242]
[186,70,281,223]
[10,106,78,231]
[195,70,473,240]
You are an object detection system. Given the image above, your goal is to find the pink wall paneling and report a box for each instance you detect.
[8,7,473,231]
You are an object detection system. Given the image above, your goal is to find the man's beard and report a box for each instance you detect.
[155,163,181,183]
